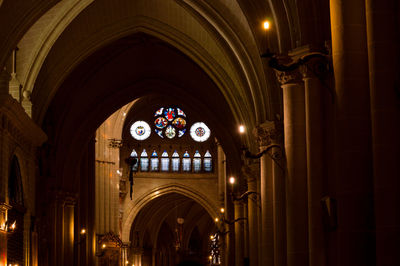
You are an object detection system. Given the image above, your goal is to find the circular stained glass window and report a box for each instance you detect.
[130,121,151,140]
[154,107,187,139]
[190,122,211,142]
[165,125,176,139]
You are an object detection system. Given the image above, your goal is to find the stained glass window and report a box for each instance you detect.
[130,121,151,140]
[130,149,139,171]
[193,150,201,172]
[153,107,187,139]
[140,149,149,171]
[150,150,159,171]
[172,151,180,172]
[182,151,191,172]
[190,122,211,142]
[204,150,212,172]
[161,151,169,172]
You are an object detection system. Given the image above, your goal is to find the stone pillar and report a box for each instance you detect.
[330,0,375,265]
[365,1,400,265]
[234,201,244,266]
[217,142,226,204]
[51,192,76,266]
[254,121,285,266]
[254,123,274,266]
[275,70,309,266]
[301,56,328,266]
[131,247,143,266]
[242,201,249,264]
[246,175,259,266]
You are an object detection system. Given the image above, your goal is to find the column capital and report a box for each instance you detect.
[299,54,330,79]
[253,120,283,148]
[54,191,78,206]
[275,69,302,85]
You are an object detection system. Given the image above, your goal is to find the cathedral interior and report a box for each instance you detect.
[0,0,399,265]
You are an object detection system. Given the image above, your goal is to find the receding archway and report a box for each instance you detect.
[129,192,216,266]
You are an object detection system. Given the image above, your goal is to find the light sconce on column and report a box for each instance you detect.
[260,19,329,74]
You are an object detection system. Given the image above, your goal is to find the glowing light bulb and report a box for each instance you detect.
[220,208,225,213]
[239,125,245,134]
[263,20,271,30]
[102,244,106,249]
[215,217,219,222]
[229,176,236,184]
[80,228,86,234]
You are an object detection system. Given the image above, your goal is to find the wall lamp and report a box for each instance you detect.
[260,20,330,82]
[238,124,283,169]
[0,220,16,234]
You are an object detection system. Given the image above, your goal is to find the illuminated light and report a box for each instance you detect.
[220,208,225,213]
[154,191,160,195]
[263,20,271,30]
[126,261,129,264]
[215,217,219,223]
[210,235,214,240]
[229,176,236,184]
[239,125,245,134]
[80,228,86,235]
[11,221,16,230]
[123,112,126,116]
[102,244,106,249]
[209,256,212,260]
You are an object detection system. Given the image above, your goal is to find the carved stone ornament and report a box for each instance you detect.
[275,68,302,85]
[253,120,282,147]
[300,55,330,79]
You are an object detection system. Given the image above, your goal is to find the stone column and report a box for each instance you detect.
[51,192,76,266]
[330,0,374,265]
[275,70,309,266]
[254,123,274,266]
[254,121,285,266]
[217,142,226,204]
[242,201,249,264]
[365,1,400,265]
[246,175,259,266]
[234,201,244,266]
[301,56,328,266]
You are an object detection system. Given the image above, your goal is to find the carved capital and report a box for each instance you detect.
[275,69,302,85]
[300,54,330,79]
[253,120,282,148]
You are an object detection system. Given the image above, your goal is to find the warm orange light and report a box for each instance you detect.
[220,208,225,213]
[215,217,219,223]
[102,244,106,249]
[210,235,214,240]
[263,20,271,30]
[239,125,245,134]
[209,256,212,260]
[80,228,86,235]
[125,261,129,264]
[229,176,236,184]
[11,221,16,230]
